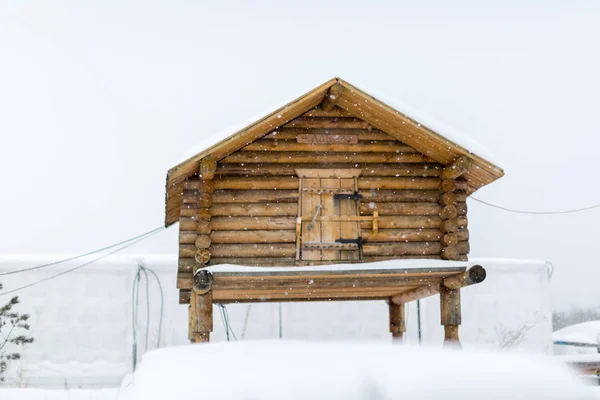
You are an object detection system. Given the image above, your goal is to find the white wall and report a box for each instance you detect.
[0,255,552,388]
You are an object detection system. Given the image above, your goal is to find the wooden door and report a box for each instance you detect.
[296,169,362,262]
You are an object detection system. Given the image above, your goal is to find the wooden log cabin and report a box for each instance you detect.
[164,77,504,344]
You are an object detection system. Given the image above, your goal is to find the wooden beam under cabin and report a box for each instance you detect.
[390,265,486,305]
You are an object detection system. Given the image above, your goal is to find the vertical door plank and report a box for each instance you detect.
[340,178,360,260]
[301,178,321,260]
[320,177,341,261]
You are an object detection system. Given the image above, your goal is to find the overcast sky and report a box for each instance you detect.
[1,1,599,310]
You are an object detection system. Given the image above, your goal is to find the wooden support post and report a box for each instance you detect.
[440,285,461,347]
[190,270,214,343]
[388,300,406,342]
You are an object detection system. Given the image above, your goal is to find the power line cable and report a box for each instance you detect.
[0,226,165,276]
[0,227,165,296]
[471,197,600,215]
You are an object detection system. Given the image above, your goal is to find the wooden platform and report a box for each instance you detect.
[188,262,486,343]
[202,263,469,303]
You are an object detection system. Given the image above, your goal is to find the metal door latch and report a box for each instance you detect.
[335,237,364,248]
[333,192,363,201]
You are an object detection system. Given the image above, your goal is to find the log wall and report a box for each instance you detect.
[177,107,470,302]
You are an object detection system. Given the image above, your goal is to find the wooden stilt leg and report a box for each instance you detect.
[189,289,213,343]
[440,285,461,348]
[388,300,406,343]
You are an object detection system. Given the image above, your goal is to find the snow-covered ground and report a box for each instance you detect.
[131,342,594,399]
[0,255,553,388]
[3,343,598,400]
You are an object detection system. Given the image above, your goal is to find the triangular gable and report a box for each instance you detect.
[165,77,503,226]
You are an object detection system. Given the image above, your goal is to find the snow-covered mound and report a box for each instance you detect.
[133,341,592,400]
[554,321,600,355]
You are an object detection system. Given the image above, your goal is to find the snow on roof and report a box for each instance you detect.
[346,80,500,167]
[176,96,305,166]
[204,259,470,274]
[133,341,591,400]
[176,77,500,167]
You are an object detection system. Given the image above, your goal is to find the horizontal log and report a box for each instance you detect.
[439,192,457,206]
[196,221,212,235]
[284,117,370,129]
[363,242,443,256]
[302,107,354,117]
[179,244,196,258]
[210,203,298,217]
[441,179,456,193]
[441,219,458,233]
[361,190,440,203]
[457,241,470,254]
[242,140,416,153]
[215,177,298,190]
[208,256,440,266]
[211,243,296,258]
[212,190,298,204]
[391,285,440,304]
[216,163,443,177]
[183,180,215,193]
[442,156,472,179]
[360,216,442,230]
[266,128,397,141]
[441,245,461,260]
[441,179,469,193]
[443,265,486,290]
[222,152,434,164]
[179,258,200,273]
[211,217,296,230]
[182,190,199,204]
[210,230,296,244]
[359,202,442,216]
[179,217,197,231]
[439,205,458,220]
[195,234,211,249]
[196,208,211,221]
[441,233,458,246]
[209,258,296,266]
[213,276,443,291]
[358,177,440,190]
[179,232,198,244]
[179,205,202,218]
[362,229,443,242]
[177,273,193,290]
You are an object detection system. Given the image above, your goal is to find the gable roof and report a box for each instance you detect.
[165,77,504,226]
